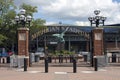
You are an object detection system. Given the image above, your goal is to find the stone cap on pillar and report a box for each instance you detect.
[94,55,105,58]
[17,55,29,58]
[17,27,29,31]
[94,27,103,30]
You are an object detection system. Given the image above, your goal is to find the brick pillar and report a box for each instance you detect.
[92,28,104,56]
[18,28,29,66]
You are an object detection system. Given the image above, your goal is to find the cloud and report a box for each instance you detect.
[45,21,57,26]
[14,0,120,26]
[75,21,90,26]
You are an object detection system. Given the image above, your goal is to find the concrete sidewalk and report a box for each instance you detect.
[0,66,120,80]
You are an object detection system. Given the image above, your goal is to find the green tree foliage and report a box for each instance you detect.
[0,0,15,18]
[0,34,7,44]
[20,3,37,16]
[31,18,46,33]
[0,0,16,49]
[0,2,46,51]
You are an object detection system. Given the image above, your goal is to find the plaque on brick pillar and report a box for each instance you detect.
[92,28,104,56]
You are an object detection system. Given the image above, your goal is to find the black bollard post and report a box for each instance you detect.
[29,54,32,67]
[59,55,61,63]
[61,55,63,63]
[70,55,73,63]
[73,58,77,73]
[24,58,27,71]
[45,58,48,73]
[94,57,98,71]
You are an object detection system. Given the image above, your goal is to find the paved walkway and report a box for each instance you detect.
[0,64,120,80]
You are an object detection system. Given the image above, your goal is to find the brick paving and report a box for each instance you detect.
[0,63,120,80]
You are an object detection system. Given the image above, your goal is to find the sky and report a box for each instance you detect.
[14,0,120,26]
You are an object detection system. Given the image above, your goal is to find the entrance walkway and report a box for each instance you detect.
[0,64,120,80]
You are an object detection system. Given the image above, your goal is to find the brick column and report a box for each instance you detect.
[92,28,104,56]
[18,28,29,66]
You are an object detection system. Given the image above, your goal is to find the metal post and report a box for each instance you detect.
[68,36,71,52]
[24,58,27,71]
[103,20,105,26]
[45,58,48,73]
[36,36,39,51]
[90,21,92,26]
[73,58,77,73]
[70,55,73,63]
[94,57,98,71]
[59,55,61,63]
[90,31,93,67]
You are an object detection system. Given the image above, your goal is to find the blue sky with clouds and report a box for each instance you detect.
[14,0,120,26]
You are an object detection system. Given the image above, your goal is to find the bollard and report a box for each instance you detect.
[48,56,52,63]
[70,55,73,63]
[73,58,77,73]
[94,57,98,71]
[45,58,48,73]
[24,58,27,71]
[59,55,63,63]
[59,55,61,63]
[61,55,63,63]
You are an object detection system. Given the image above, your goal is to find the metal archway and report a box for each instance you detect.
[31,26,90,40]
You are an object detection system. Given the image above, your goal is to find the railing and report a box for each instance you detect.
[40,55,83,63]
[108,57,120,63]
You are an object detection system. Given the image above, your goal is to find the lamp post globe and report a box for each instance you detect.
[94,10,100,15]
[27,15,32,22]
[19,15,26,21]
[20,9,26,15]
[27,15,32,26]
[15,9,32,27]
[15,15,19,21]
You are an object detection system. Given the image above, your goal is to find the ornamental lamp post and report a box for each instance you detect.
[88,10,107,27]
[88,10,107,67]
[15,9,32,27]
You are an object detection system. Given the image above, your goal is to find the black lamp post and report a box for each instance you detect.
[15,9,32,27]
[88,10,107,27]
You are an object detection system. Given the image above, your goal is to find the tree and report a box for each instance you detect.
[30,18,46,32]
[19,3,37,16]
[0,34,7,44]
[0,0,15,18]
[0,0,16,49]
